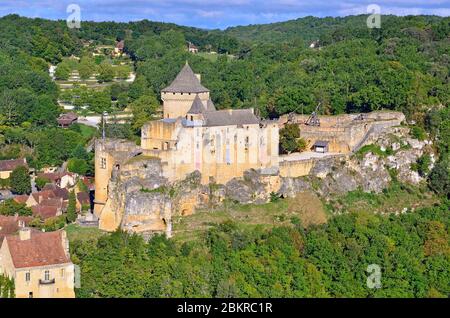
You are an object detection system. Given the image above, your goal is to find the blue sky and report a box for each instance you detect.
[0,0,448,29]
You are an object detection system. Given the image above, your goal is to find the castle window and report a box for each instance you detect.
[61,269,65,278]
[44,270,50,281]
[100,157,107,169]
[25,272,30,282]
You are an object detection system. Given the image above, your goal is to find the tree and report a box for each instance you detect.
[67,158,88,175]
[97,62,114,83]
[55,64,70,80]
[0,199,32,216]
[0,275,15,298]
[35,176,50,190]
[279,124,307,154]
[9,166,31,194]
[428,159,450,198]
[129,94,159,132]
[66,190,77,223]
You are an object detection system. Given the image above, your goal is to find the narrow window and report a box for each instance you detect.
[61,269,65,278]
[25,272,30,282]
[44,270,50,281]
[100,157,106,169]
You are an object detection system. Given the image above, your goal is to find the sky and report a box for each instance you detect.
[0,0,448,29]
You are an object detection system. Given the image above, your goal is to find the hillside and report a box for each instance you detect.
[225,14,447,44]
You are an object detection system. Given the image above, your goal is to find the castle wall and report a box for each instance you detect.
[141,121,279,185]
[279,111,405,154]
[279,158,317,178]
[161,92,210,119]
[93,139,140,216]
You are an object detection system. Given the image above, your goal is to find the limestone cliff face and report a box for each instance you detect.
[279,126,433,200]
[99,125,434,237]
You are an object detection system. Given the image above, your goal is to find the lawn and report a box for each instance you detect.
[329,182,438,215]
[172,191,328,243]
[65,224,106,242]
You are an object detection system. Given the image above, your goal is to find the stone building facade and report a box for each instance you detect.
[0,229,75,298]
[94,63,279,232]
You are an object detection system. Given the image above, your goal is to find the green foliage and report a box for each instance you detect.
[0,275,15,298]
[411,126,427,141]
[97,61,115,83]
[35,176,50,190]
[67,190,77,223]
[129,94,159,132]
[71,201,450,298]
[9,165,31,194]
[428,159,450,198]
[0,199,32,216]
[279,123,306,154]
[355,144,388,159]
[67,158,89,175]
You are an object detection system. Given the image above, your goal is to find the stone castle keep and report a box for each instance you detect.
[94,63,279,232]
[94,63,405,235]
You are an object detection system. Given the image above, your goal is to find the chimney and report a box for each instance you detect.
[19,228,31,241]
[61,230,70,258]
[195,74,201,82]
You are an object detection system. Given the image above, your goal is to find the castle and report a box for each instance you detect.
[93,63,406,234]
[94,63,279,230]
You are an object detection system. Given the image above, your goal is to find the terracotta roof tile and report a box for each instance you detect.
[0,158,27,172]
[76,192,90,205]
[5,230,70,268]
[13,194,29,204]
[31,205,59,219]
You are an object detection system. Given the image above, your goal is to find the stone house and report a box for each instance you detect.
[0,158,28,179]
[0,229,75,298]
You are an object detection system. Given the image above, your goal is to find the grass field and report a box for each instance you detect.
[172,191,328,243]
[65,224,106,242]
[328,182,438,215]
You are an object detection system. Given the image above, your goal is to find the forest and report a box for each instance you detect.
[71,202,449,298]
[0,13,448,298]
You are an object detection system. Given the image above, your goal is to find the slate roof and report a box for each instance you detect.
[313,140,329,147]
[187,95,206,114]
[206,99,216,111]
[0,158,27,172]
[203,109,260,127]
[162,63,209,93]
[4,230,70,268]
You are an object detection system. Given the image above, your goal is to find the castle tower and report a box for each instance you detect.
[161,62,210,119]
[185,94,206,122]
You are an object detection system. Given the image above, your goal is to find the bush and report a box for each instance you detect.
[67,158,88,175]
[9,166,31,194]
[0,199,32,216]
[411,126,427,141]
[35,176,50,190]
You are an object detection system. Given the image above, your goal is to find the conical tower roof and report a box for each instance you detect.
[162,62,209,93]
[187,94,206,114]
[206,99,216,111]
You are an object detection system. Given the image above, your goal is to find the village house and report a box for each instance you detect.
[37,172,77,189]
[0,158,28,179]
[57,112,78,128]
[188,41,199,54]
[0,215,32,244]
[0,228,75,298]
[112,40,125,57]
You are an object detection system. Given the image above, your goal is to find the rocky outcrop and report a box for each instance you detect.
[100,124,434,238]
